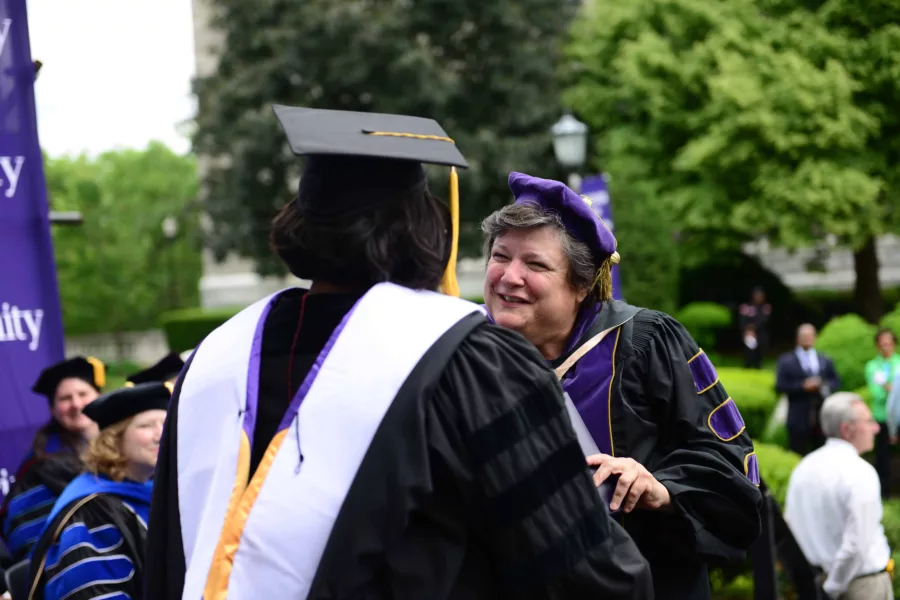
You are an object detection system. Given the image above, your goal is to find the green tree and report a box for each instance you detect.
[46,143,202,354]
[192,0,577,275]
[608,176,680,312]
[564,0,900,322]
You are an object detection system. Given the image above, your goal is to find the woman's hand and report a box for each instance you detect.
[587,453,672,513]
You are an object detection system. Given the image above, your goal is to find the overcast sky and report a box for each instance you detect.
[26,0,196,157]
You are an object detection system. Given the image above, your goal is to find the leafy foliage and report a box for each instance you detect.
[611,176,680,312]
[563,0,900,320]
[193,0,578,274]
[47,143,202,340]
[816,313,877,390]
[676,301,732,351]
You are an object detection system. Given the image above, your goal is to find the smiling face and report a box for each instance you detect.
[51,377,100,440]
[484,227,587,359]
[121,409,166,482]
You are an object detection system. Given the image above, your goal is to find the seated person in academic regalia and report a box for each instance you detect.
[480,173,762,600]
[26,382,169,600]
[0,357,106,562]
[126,352,185,386]
[144,106,653,600]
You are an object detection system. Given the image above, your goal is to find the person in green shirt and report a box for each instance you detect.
[864,328,900,498]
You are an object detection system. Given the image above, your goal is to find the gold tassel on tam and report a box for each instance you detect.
[591,251,621,302]
[86,356,106,389]
[439,166,461,297]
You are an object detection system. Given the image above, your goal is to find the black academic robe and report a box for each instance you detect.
[144,289,654,600]
[556,305,763,600]
[28,491,148,600]
[0,451,83,563]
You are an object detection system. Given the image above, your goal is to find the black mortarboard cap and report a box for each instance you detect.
[32,356,106,400]
[127,353,185,385]
[273,105,468,170]
[82,382,172,430]
[273,105,469,297]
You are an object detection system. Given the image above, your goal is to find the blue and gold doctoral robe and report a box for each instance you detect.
[27,473,153,600]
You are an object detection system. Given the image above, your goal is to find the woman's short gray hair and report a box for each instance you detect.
[819,392,865,439]
[481,203,599,301]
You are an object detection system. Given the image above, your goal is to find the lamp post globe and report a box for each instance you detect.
[161,216,179,240]
[551,113,589,171]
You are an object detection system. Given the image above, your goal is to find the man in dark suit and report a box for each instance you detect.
[776,323,841,456]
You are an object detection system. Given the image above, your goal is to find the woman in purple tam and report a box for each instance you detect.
[481,171,762,600]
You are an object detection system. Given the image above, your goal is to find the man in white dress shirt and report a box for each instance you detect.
[785,391,894,599]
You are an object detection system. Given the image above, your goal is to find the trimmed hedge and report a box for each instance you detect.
[719,368,778,440]
[754,440,801,506]
[159,307,242,353]
[816,314,877,391]
[677,302,732,353]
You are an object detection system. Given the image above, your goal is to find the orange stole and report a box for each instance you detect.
[203,429,290,599]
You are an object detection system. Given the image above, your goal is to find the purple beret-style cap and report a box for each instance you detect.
[508,171,617,260]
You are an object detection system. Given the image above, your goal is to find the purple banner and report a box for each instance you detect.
[0,0,65,499]
[580,174,623,301]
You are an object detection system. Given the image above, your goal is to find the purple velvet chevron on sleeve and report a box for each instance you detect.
[688,350,718,394]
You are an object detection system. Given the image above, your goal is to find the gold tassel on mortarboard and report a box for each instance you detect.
[86,356,106,389]
[591,251,621,302]
[439,166,461,297]
[362,130,461,297]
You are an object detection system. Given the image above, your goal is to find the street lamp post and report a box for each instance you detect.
[550,113,589,193]
[161,216,179,309]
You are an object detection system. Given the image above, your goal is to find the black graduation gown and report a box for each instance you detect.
[144,290,654,599]
[559,305,763,600]
[0,451,83,563]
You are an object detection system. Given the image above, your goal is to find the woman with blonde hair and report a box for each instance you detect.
[25,381,170,600]
[0,357,106,563]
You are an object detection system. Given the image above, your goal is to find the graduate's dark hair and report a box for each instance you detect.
[269,181,452,291]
